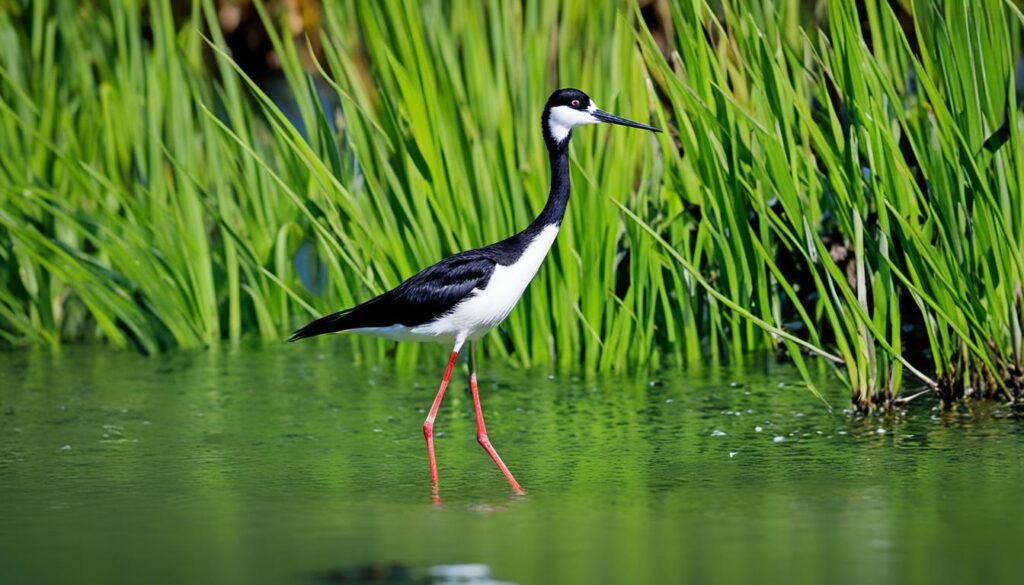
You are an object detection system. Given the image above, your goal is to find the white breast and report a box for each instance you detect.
[413,224,561,341]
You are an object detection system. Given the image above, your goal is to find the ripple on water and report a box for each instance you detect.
[0,345,1021,585]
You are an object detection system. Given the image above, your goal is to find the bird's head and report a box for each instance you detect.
[542,88,661,147]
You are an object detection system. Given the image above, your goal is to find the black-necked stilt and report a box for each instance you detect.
[290,88,660,495]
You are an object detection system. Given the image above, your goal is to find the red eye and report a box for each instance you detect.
[571,99,580,107]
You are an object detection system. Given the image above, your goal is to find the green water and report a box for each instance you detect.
[1,344,1022,585]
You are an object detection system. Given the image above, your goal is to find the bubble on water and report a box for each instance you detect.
[773,436,786,443]
[711,429,727,437]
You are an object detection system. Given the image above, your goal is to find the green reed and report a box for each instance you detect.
[631,0,1022,407]
[0,0,667,371]
[1,0,1021,409]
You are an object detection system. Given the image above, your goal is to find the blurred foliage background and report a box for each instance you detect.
[1,0,1022,410]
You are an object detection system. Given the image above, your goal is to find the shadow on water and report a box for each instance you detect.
[1,342,1023,585]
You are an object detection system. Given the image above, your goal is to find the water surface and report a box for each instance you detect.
[1,344,1022,584]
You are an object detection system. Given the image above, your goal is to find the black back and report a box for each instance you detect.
[289,248,495,340]
[289,89,580,341]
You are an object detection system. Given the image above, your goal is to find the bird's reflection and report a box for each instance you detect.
[317,562,517,584]
[430,486,527,511]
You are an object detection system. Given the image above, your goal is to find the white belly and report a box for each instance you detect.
[355,224,560,344]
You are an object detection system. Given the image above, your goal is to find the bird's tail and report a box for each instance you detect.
[288,309,356,342]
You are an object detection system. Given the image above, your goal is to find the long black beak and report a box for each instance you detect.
[592,109,661,132]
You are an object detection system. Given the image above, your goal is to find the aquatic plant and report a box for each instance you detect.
[1,0,1021,409]
[631,0,1023,408]
[0,0,669,371]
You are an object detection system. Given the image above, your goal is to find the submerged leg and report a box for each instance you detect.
[424,342,462,490]
[469,342,524,494]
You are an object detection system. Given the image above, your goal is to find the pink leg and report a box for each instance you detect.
[469,342,525,494]
[424,348,460,489]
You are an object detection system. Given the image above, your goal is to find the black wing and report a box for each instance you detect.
[288,250,496,341]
